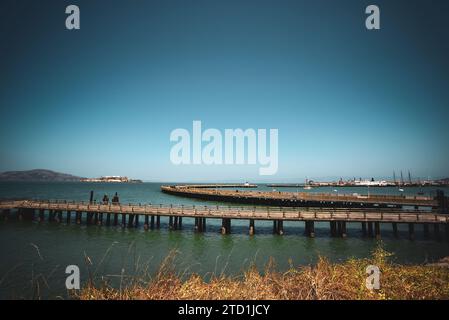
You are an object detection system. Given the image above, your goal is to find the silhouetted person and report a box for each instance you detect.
[112,192,119,205]
[102,194,109,205]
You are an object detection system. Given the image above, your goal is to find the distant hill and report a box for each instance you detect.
[0,169,83,182]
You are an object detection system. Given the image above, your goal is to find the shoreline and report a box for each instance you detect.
[78,248,449,300]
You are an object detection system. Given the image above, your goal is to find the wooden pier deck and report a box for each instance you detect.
[161,185,442,208]
[1,199,448,239]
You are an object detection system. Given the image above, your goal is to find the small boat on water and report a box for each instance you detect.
[399,188,404,192]
[304,185,312,190]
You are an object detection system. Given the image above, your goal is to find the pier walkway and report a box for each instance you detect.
[161,185,443,208]
[1,199,448,239]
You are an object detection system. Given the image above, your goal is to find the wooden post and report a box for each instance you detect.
[178,217,183,229]
[374,222,381,239]
[249,219,255,236]
[113,213,118,226]
[106,213,111,226]
[273,220,278,234]
[361,222,367,236]
[98,213,103,226]
[409,223,415,240]
[76,212,81,224]
[367,222,373,237]
[195,217,199,232]
[202,218,206,232]
[39,209,45,223]
[221,218,231,234]
[169,216,173,230]
[86,212,92,225]
[94,213,98,225]
[221,218,226,234]
[121,214,126,228]
[392,222,398,237]
[277,220,284,235]
[305,221,315,237]
[144,215,149,230]
[150,215,155,229]
[173,216,178,230]
[127,214,134,228]
[336,221,342,236]
[330,221,337,237]
[66,211,71,224]
[341,221,347,238]
[134,214,139,227]
[20,208,35,221]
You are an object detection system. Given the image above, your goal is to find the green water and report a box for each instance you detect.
[0,182,448,299]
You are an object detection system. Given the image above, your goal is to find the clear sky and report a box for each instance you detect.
[0,0,448,182]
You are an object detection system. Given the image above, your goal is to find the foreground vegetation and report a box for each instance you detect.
[78,248,449,300]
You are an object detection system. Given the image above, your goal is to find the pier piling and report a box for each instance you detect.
[375,222,381,239]
[174,216,178,230]
[409,223,415,240]
[330,221,337,237]
[144,215,149,230]
[127,214,134,228]
[392,222,398,237]
[341,222,347,238]
[361,222,367,236]
[249,219,255,236]
[277,220,284,235]
[221,218,231,234]
[305,221,315,237]
[39,209,45,223]
[367,222,373,237]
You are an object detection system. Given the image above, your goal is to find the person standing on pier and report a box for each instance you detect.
[102,194,109,205]
[112,192,120,205]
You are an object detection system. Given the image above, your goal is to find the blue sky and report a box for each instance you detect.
[0,0,448,182]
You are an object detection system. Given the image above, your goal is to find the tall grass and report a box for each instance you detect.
[78,247,449,300]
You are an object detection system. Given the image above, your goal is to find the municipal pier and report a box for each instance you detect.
[1,183,448,240]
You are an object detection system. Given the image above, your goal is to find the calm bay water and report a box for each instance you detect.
[0,182,448,299]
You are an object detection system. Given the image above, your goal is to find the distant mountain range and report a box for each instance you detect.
[0,169,84,182]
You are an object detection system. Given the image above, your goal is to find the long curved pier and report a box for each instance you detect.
[161,185,443,208]
[1,199,448,239]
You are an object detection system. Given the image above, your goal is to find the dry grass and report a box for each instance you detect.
[78,247,449,300]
